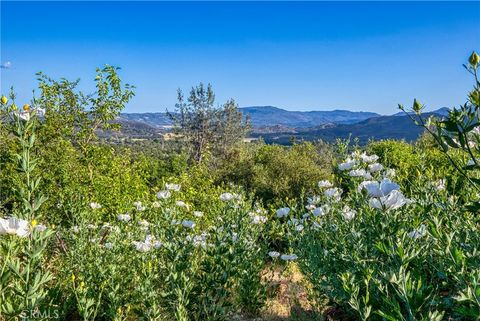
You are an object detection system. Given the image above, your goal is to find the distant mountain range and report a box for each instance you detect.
[241,106,379,127]
[115,106,449,144]
[253,111,446,145]
[118,106,381,129]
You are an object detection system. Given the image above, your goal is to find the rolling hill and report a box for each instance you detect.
[253,111,446,145]
[119,106,380,129]
[115,106,448,144]
[240,106,379,127]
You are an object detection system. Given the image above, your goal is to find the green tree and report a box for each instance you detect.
[35,65,135,154]
[168,83,250,162]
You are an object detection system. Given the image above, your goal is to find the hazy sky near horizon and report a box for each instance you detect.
[1,1,479,114]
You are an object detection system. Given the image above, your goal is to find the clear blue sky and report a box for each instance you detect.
[1,1,479,114]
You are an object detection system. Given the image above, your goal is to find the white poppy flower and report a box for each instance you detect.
[138,219,150,227]
[288,218,299,226]
[363,172,373,180]
[369,190,410,211]
[72,226,80,233]
[117,214,131,222]
[90,202,102,209]
[145,234,156,244]
[176,200,188,208]
[0,217,30,237]
[276,207,290,218]
[313,205,330,217]
[342,207,356,221]
[467,159,478,166]
[35,224,47,232]
[295,224,304,232]
[349,169,367,177]
[361,178,400,198]
[192,235,207,247]
[219,192,235,201]
[307,195,321,205]
[312,207,325,217]
[193,211,204,217]
[268,251,280,258]
[133,241,151,252]
[252,215,267,224]
[182,220,195,229]
[152,201,160,208]
[313,222,322,229]
[15,110,30,121]
[338,159,356,171]
[384,168,396,178]
[156,190,171,199]
[357,180,375,193]
[104,242,113,249]
[153,240,162,249]
[305,204,316,211]
[408,224,427,239]
[318,180,333,188]
[133,201,145,211]
[368,163,384,172]
[360,153,379,163]
[435,179,446,191]
[324,188,343,200]
[280,254,298,261]
[165,183,181,192]
[35,107,46,117]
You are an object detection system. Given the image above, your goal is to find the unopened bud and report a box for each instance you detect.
[0,95,7,105]
[413,99,423,114]
[469,51,480,69]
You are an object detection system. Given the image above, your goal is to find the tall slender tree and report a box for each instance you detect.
[168,83,250,162]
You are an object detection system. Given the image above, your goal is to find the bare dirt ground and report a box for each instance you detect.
[234,264,353,321]
[234,264,322,321]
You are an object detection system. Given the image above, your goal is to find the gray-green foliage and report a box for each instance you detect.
[399,50,480,212]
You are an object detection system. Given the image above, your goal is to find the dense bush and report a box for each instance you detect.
[282,151,480,320]
[1,53,479,320]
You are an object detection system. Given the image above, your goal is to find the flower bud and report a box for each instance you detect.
[469,51,479,69]
[413,99,423,114]
[0,95,7,105]
[469,89,480,106]
[11,104,17,111]
[23,104,30,111]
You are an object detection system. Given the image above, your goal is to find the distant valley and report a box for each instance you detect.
[115,106,449,144]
